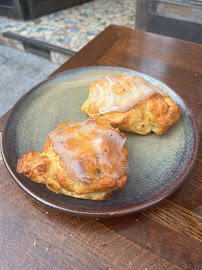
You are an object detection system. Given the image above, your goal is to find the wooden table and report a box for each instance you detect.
[0,25,201,270]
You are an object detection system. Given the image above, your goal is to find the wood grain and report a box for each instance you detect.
[0,25,201,270]
[143,200,202,242]
[101,211,202,269]
[0,133,2,162]
[0,165,183,270]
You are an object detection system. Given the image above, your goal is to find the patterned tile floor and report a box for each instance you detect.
[0,0,136,53]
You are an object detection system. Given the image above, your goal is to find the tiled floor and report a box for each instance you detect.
[0,0,136,53]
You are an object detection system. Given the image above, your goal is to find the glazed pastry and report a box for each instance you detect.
[16,119,128,200]
[82,75,181,135]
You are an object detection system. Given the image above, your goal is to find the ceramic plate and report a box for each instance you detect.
[1,66,199,217]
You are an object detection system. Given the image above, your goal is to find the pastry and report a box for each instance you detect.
[82,75,181,135]
[16,119,128,200]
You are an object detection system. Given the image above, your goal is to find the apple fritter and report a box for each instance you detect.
[16,119,128,200]
[82,75,181,135]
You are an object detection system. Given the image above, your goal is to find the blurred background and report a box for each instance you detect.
[0,0,201,117]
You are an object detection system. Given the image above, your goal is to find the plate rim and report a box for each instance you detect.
[1,66,200,217]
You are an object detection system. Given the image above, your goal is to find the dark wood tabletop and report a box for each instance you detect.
[0,25,201,270]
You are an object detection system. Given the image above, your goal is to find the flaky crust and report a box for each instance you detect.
[16,120,128,200]
[82,76,181,135]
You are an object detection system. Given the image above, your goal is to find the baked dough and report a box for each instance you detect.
[82,75,181,135]
[16,119,128,200]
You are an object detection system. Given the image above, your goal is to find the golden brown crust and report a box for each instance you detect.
[82,76,181,135]
[16,120,128,200]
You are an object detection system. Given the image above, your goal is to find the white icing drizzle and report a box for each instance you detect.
[48,120,127,184]
[90,75,167,114]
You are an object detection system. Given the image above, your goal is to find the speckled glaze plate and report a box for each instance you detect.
[1,66,199,217]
